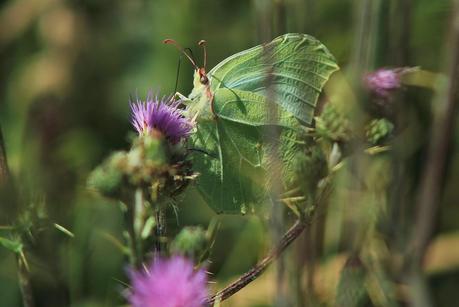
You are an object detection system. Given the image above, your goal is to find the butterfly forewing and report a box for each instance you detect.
[212,88,298,128]
[209,33,339,124]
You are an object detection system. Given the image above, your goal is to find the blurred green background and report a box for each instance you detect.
[1,0,459,306]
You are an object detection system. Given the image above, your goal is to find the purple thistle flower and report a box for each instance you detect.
[130,93,194,143]
[364,68,401,98]
[127,256,208,307]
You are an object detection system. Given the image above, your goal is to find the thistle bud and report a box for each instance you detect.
[170,226,208,259]
[315,103,353,142]
[87,151,127,198]
[365,118,394,145]
[291,146,328,200]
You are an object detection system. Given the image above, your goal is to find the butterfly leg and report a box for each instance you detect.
[174,91,200,121]
[174,92,189,101]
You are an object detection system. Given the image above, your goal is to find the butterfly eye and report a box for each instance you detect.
[200,75,209,85]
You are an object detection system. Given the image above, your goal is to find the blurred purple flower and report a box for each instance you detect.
[364,68,401,98]
[127,255,208,307]
[130,93,194,143]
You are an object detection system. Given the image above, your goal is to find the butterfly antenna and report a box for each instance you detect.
[163,39,198,69]
[184,47,196,64]
[174,55,181,94]
[198,40,207,70]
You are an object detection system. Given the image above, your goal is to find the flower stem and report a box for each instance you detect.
[0,123,34,306]
[206,218,308,305]
[126,216,138,267]
[0,122,9,185]
[406,1,459,305]
[134,188,144,259]
[155,207,166,254]
[409,0,459,266]
[17,252,34,307]
[127,188,146,267]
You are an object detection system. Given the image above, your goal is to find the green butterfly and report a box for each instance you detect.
[166,33,338,214]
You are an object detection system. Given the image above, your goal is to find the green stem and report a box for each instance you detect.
[0,120,33,306]
[0,122,9,185]
[155,207,166,254]
[126,208,138,267]
[125,188,145,268]
[409,0,459,266]
[17,251,34,307]
[406,1,459,306]
[133,188,145,266]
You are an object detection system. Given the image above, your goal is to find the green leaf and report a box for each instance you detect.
[99,231,130,255]
[0,236,23,254]
[209,33,339,124]
[54,223,75,238]
[141,216,156,240]
[400,68,447,90]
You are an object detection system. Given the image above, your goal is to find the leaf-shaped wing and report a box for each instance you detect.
[213,88,298,128]
[191,116,302,214]
[191,33,338,214]
[192,119,264,214]
[209,33,338,124]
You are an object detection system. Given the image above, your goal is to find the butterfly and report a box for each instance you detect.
[165,34,338,214]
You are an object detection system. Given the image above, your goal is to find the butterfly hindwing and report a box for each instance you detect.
[191,113,301,214]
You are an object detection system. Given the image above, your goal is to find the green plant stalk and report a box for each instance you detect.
[126,216,138,267]
[391,0,412,65]
[124,189,144,268]
[274,3,289,303]
[410,0,459,267]
[0,123,34,306]
[263,10,288,301]
[0,123,9,185]
[352,0,375,75]
[154,206,166,254]
[407,1,459,306]
[17,252,34,307]
[127,188,146,267]
[134,188,144,260]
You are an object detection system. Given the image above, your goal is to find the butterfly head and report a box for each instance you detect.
[163,38,210,87]
[198,67,209,85]
[197,40,209,85]
[164,38,214,118]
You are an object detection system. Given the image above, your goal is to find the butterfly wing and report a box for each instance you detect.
[191,88,307,214]
[208,33,338,124]
[191,33,338,214]
[191,115,302,214]
[211,88,298,127]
